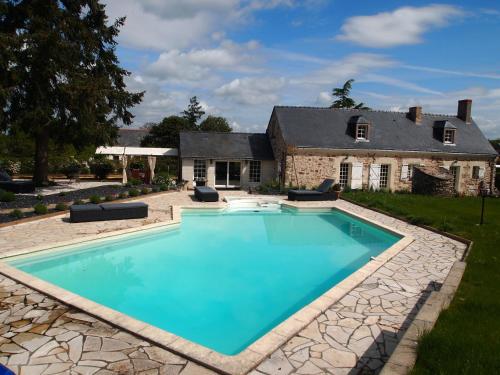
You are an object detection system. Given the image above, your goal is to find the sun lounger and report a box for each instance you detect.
[288,179,336,201]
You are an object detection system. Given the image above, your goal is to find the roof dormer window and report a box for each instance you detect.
[356,124,368,140]
[434,120,457,145]
[349,115,370,142]
[443,129,455,144]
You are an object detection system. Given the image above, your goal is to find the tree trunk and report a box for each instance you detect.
[33,128,50,186]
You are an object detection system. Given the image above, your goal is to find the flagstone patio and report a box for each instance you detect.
[0,191,466,374]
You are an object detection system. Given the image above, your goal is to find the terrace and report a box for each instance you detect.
[0,191,466,374]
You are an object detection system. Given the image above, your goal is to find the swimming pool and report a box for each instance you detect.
[8,208,400,355]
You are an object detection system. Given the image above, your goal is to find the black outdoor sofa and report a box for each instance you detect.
[0,170,35,193]
[288,179,336,201]
[70,202,148,223]
[194,186,219,202]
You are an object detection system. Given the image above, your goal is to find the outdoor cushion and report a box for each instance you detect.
[0,180,35,193]
[288,178,336,201]
[195,186,219,202]
[0,171,11,182]
[70,202,148,222]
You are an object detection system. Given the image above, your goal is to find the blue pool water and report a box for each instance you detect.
[9,208,399,355]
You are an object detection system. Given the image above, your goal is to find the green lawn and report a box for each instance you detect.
[343,191,500,375]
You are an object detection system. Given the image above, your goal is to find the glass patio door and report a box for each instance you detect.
[215,161,241,188]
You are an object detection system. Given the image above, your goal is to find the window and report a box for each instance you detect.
[249,161,261,183]
[339,163,350,188]
[444,129,455,144]
[193,160,206,181]
[380,164,389,188]
[356,125,368,140]
[472,166,480,179]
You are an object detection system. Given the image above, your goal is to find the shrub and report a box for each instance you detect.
[72,199,85,205]
[33,203,48,215]
[36,194,43,200]
[118,192,128,199]
[152,172,172,186]
[105,195,115,202]
[128,188,140,197]
[125,178,141,187]
[80,166,90,174]
[90,159,114,179]
[141,187,150,195]
[9,209,23,219]
[130,160,145,170]
[55,203,68,211]
[89,195,101,204]
[152,186,160,193]
[0,190,15,202]
[61,161,81,179]
[159,184,168,192]
[331,184,341,192]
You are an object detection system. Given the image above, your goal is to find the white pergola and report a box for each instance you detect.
[96,146,178,184]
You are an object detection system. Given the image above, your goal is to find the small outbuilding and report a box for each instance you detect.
[179,131,275,189]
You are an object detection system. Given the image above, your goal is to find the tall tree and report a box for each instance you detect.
[140,116,194,148]
[182,96,205,126]
[199,116,232,132]
[1,0,143,185]
[330,79,370,109]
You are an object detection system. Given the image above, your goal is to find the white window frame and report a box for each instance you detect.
[444,129,455,144]
[408,164,420,180]
[356,125,368,140]
[193,159,206,181]
[249,160,261,183]
[379,164,390,189]
[339,163,350,188]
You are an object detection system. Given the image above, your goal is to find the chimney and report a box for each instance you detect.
[457,99,472,123]
[408,106,422,124]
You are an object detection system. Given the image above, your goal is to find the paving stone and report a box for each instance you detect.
[12,333,51,352]
[68,335,83,363]
[322,348,357,368]
[101,337,132,352]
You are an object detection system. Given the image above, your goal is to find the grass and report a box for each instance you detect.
[343,191,500,374]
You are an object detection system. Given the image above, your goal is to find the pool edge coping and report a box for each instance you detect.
[0,203,414,375]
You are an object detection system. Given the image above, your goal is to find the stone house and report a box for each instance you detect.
[178,99,496,195]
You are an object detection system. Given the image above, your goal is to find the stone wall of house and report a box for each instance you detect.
[283,150,495,196]
[266,114,288,184]
[412,167,455,196]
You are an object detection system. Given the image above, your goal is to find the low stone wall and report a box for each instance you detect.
[412,167,455,196]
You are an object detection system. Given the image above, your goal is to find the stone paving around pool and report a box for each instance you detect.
[0,191,466,374]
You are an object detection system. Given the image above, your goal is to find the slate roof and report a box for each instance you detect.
[179,132,274,160]
[273,106,497,156]
[116,129,149,147]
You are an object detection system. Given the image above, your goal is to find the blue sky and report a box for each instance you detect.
[103,0,500,138]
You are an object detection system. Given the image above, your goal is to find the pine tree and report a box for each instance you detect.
[0,0,143,185]
[182,96,205,127]
[330,79,370,109]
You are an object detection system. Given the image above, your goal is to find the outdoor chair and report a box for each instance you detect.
[194,186,219,202]
[70,202,148,223]
[0,170,35,193]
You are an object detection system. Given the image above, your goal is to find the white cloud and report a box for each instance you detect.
[145,40,260,83]
[337,5,463,48]
[316,91,331,106]
[103,0,296,51]
[215,77,286,105]
[292,53,395,85]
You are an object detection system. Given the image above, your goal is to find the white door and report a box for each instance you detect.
[351,162,363,189]
[369,164,381,190]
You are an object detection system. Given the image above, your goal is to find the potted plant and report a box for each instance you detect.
[331,183,342,200]
[129,160,146,181]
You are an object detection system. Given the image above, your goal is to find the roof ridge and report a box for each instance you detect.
[274,105,459,118]
[180,131,266,135]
